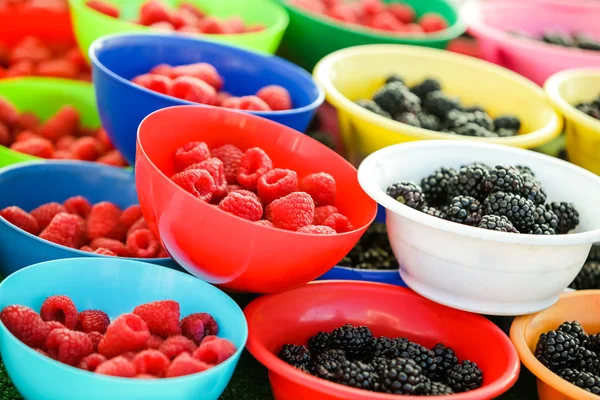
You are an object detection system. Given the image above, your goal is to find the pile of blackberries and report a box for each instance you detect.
[338,223,398,270]
[570,244,600,290]
[512,30,600,51]
[576,95,600,121]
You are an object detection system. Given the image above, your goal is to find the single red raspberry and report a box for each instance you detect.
[79,245,94,253]
[232,189,261,203]
[31,202,67,231]
[299,172,337,206]
[297,225,336,234]
[157,247,169,258]
[52,150,74,160]
[268,192,315,231]
[226,16,245,33]
[257,168,298,204]
[94,248,116,256]
[237,147,273,190]
[77,310,110,334]
[239,96,271,111]
[14,130,41,143]
[387,3,415,24]
[159,335,197,360]
[96,128,115,152]
[218,192,263,221]
[132,73,173,96]
[64,47,88,70]
[150,63,174,78]
[313,205,339,225]
[166,352,210,378]
[40,295,79,329]
[87,331,104,352]
[255,220,275,228]
[39,105,80,141]
[221,97,241,109]
[171,76,217,105]
[139,0,172,26]
[184,157,228,197]
[0,206,39,235]
[119,205,143,230]
[180,312,218,343]
[126,229,160,258]
[63,196,92,218]
[46,321,66,333]
[171,169,216,202]
[192,336,236,365]
[369,11,403,32]
[15,111,40,132]
[40,212,85,248]
[97,150,128,167]
[70,137,101,161]
[77,353,107,372]
[173,141,210,172]
[87,201,124,241]
[360,0,384,15]
[323,213,354,233]
[45,328,94,366]
[98,313,150,358]
[146,335,164,349]
[90,238,129,257]
[211,144,243,184]
[96,356,136,377]
[9,37,51,64]
[179,2,205,19]
[10,137,54,158]
[170,62,223,91]
[171,8,199,29]
[5,61,35,78]
[150,21,176,30]
[177,25,201,33]
[199,16,232,34]
[133,300,181,337]
[326,4,358,23]
[133,349,171,377]
[0,123,10,147]
[227,184,243,193]
[127,217,148,237]
[419,12,448,33]
[37,59,79,80]
[136,373,158,379]
[120,351,138,361]
[85,0,120,17]
[215,91,232,106]
[0,305,49,348]
[0,96,18,126]
[256,85,292,111]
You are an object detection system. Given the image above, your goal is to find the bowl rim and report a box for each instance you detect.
[510,289,600,400]
[357,140,600,245]
[283,0,466,42]
[312,44,562,148]
[137,104,377,236]
[0,257,248,384]
[88,32,325,116]
[545,68,600,132]
[0,160,171,261]
[244,280,521,400]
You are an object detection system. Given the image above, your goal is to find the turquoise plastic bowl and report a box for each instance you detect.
[0,258,247,400]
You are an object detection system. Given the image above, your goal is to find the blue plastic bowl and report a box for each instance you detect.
[317,266,406,286]
[89,33,325,165]
[0,161,178,277]
[0,258,247,400]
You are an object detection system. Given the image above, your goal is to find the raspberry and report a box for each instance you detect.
[179,2,205,20]
[150,63,175,78]
[180,312,218,344]
[369,11,404,32]
[31,202,67,231]
[233,189,261,203]
[166,352,211,378]
[184,157,228,197]
[77,310,110,334]
[257,168,298,204]
[133,350,171,377]
[40,295,79,330]
[268,192,315,231]
[126,228,161,258]
[199,16,232,34]
[96,356,136,377]
[313,205,339,225]
[192,336,236,365]
[0,123,10,146]
[299,172,336,206]
[70,137,101,161]
[133,300,181,337]
[80,246,94,253]
[97,150,128,167]
[15,112,40,132]
[77,353,107,372]
[98,313,150,358]
[5,61,34,78]
[127,217,148,237]
[139,0,172,26]
[256,85,292,111]
[41,212,85,248]
[171,76,217,105]
[52,151,74,160]
[388,3,415,24]
[419,13,448,33]
[119,205,143,230]
[132,74,173,96]
[10,137,54,158]
[218,192,263,221]
[150,21,176,31]
[157,247,169,258]
[96,128,115,152]
[327,4,359,23]
[14,131,41,143]
[173,141,210,172]
[172,8,199,28]
[46,321,66,333]
[0,305,49,348]
[323,213,354,233]
[221,97,241,109]
[361,0,385,16]
[170,62,224,91]
[94,248,116,256]
[297,225,336,234]
[147,335,165,349]
[0,206,39,235]
[237,147,273,190]
[215,92,231,106]
[159,335,197,359]
[226,16,245,33]
[239,96,271,111]
[0,96,18,126]
[121,351,138,361]
[45,328,93,366]
[63,196,92,218]
[10,37,51,64]
[90,238,129,257]
[37,59,79,80]
[64,48,88,70]
[87,331,104,352]
[211,144,243,184]
[178,25,201,33]
[172,169,217,202]
[39,105,80,141]
[256,220,275,227]
[86,0,120,17]
[136,374,158,379]
[87,201,123,241]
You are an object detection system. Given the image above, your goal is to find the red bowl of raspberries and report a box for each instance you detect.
[136,105,377,293]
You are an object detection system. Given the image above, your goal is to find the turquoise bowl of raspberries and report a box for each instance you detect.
[0,257,247,400]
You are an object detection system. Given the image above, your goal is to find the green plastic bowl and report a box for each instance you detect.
[69,0,289,57]
[278,0,466,71]
[0,77,99,168]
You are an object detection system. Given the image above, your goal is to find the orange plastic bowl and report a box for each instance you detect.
[244,281,520,400]
[136,106,377,293]
[511,290,600,400]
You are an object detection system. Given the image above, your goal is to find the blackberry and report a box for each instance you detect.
[395,112,421,127]
[576,103,600,120]
[421,206,446,219]
[574,348,600,376]
[530,224,556,235]
[535,330,581,371]
[410,78,442,99]
[589,244,600,262]
[478,215,519,233]
[496,128,518,137]
[423,91,460,119]
[393,340,439,378]
[375,357,427,395]
[418,113,442,131]
[589,334,600,353]
[447,360,483,393]
[575,34,600,51]
[560,369,600,395]
[483,192,535,233]
[373,82,422,116]
[467,110,495,131]
[356,99,392,119]
[570,262,600,290]
[386,181,426,210]
[482,165,524,194]
[449,163,490,200]
[354,248,396,270]
[557,367,581,384]
[385,74,405,85]
[453,122,498,138]
[420,380,455,396]
[307,130,335,150]
[543,31,575,47]
[446,195,483,226]
[366,336,398,359]
[308,332,331,354]
[516,165,535,176]
[420,167,457,205]
[278,344,311,367]
[444,110,471,130]
[493,115,521,131]
[310,348,347,374]
[463,105,485,113]
[521,174,547,205]
[431,343,458,379]
[533,206,559,232]
[558,321,588,345]
[331,359,379,390]
[339,223,398,270]
[546,202,580,234]
[329,324,372,358]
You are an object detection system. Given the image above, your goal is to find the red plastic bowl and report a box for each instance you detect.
[244,281,520,400]
[136,106,377,293]
[0,5,74,47]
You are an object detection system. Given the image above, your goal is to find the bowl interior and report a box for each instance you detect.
[554,73,600,109]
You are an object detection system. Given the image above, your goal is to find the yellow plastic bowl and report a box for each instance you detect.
[313,44,562,164]
[510,290,600,400]
[545,68,600,176]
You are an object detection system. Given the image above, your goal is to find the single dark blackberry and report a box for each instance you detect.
[558,322,589,345]
[575,34,600,51]
[446,195,483,226]
[589,244,600,262]
[570,262,600,290]
[306,130,336,150]
[410,78,442,99]
[375,357,427,395]
[453,122,498,138]
[493,115,521,132]
[483,192,535,233]
[530,224,556,235]
[373,82,422,116]
[385,74,405,85]
[308,332,331,354]
[463,105,485,113]
[496,128,518,137]
[331,359,379,390]
[418,113,442,131]
[533,206,559,232]
[395,112,421,127]
[356,99,392,119]
[444,110,471,130]
[535,330,581,371]
[421,206,446,219]
[419,380,455,396]
[278,344,311,366]
[431,343,458,380]
[467,110,495,131]
[543,31,576,47]
[310,348,347,375]
[447,360,483,393]
[420,167,458,205]
[478,215,519,233]
[559,368,600,395]
[423,90,460,119]
[329,324,372,358]
[546,202,580,234]
[393,340,439,378]
[521,174,547,205]
[449,163,490,200]
[482,165,524,194]
[365,336,398,359]
[386,181,426,210]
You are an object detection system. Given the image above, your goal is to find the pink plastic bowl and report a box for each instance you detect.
[463,0,600,85]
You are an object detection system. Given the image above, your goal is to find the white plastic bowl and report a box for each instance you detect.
[357,140,600,315]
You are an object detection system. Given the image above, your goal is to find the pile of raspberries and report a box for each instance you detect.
[0,296,236,378]
[170,141,354,234]
[0,197,168,258]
